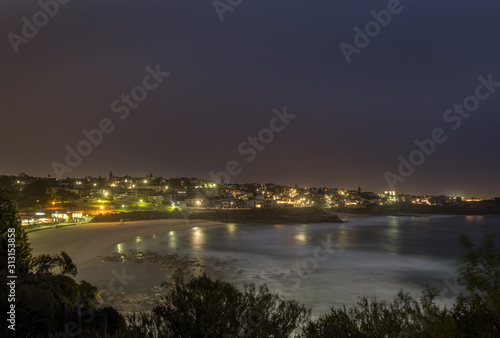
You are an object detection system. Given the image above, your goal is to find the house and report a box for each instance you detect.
[135,189,155,200]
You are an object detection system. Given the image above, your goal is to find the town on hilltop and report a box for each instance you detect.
[0,172,499,226]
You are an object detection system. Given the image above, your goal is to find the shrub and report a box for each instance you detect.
[126,274,310,337]
[302,233,500,337]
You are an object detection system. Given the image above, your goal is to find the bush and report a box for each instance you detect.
[0,188,32,271]
[126,274,310,337]
[458,233,500,330]
[302,233,500,338]
[32,251,78,276]
[0,190,123,337]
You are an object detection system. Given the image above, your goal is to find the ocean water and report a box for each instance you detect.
[114,215,500,316]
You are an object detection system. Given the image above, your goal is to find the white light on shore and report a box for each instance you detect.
[116,243,124,254]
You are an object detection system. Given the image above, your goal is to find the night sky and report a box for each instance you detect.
[1,0,499,197]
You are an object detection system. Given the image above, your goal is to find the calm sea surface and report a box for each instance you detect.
[115,215,500,316]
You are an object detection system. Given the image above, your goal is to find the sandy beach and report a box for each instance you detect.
[26,216,365,314]
[28,219,223,267]
[28,219,226,313]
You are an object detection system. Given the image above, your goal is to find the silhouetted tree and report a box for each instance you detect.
[33,251,77,277]
[127,274,310,337]
[0,177,19,201]
[303,233,500,337]
[0,192,124,337]
[458,234,500,331]
[0,189,32,271]
[17,180,53,209]
[55,189,79,203]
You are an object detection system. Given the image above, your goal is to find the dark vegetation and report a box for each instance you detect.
[339,199,500,216]
[126,276,310,337]
[91,207,343,224]
[1,188,499,337]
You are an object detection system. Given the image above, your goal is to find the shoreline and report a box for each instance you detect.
[28,219,224,268]
[27,217,351,313]
[26,215,490,315]
[334,205,500,216]
[28,219,229,313]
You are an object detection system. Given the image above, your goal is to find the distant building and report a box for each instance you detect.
[135,189,155,200]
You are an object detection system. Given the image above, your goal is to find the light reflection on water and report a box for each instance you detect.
[294,224,308,245]
[335,225,351,251]
[115,217,500,261]
[227,224,236,236]
[191,227,205,251]
[168,231,176,248]
[466,215,484,223]
[112,217,500,314]
[384,217,401,254]
[116,243,124,254]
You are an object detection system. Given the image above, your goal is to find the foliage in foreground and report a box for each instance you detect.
[125,233,500,338]
[303,289,497,337]
[0,188,32,271]
[0,189,126,337]
[303,234,500,338]
[0,249,127,337]
[126,274,311,337]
